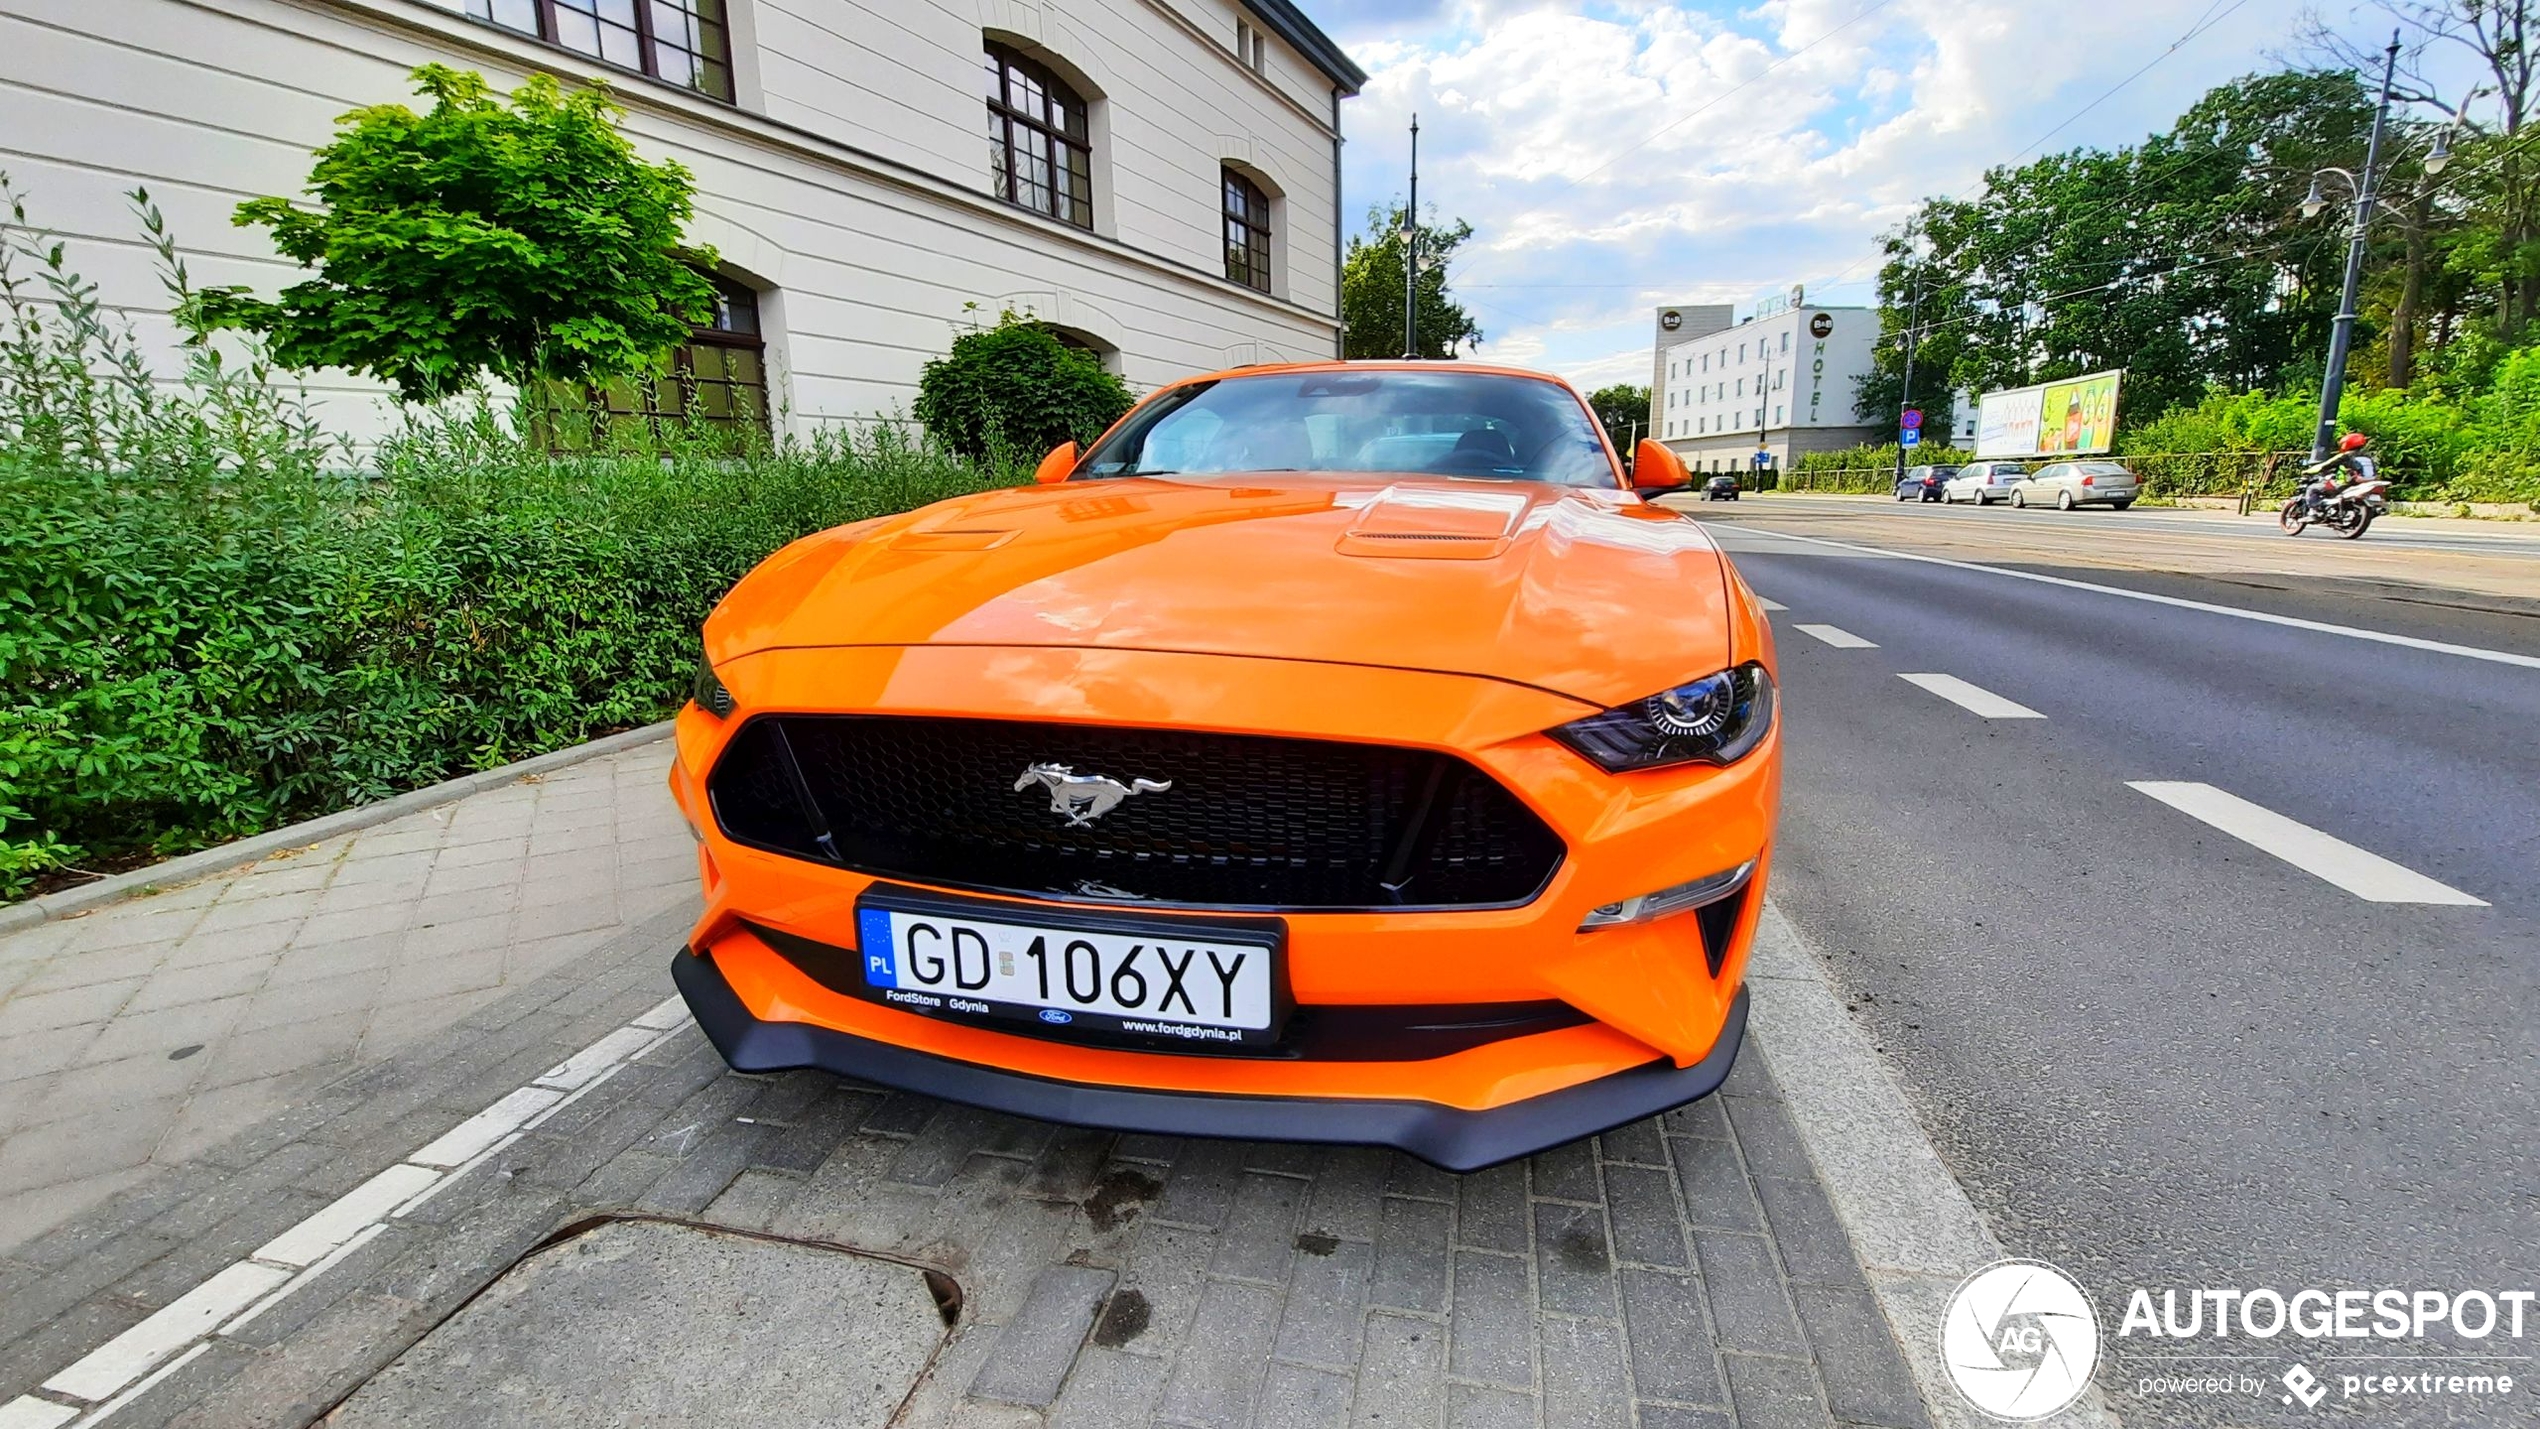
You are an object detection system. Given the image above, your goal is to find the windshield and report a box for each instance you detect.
[1078,370,1619,488]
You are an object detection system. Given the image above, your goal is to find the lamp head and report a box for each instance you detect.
[2299,176,2327,220]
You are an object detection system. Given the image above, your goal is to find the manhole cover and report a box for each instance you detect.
[328,1219,948,1427]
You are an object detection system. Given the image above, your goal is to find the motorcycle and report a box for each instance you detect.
[2279,468,2389,540]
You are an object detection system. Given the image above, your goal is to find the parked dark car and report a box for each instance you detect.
[1894,464,1955,502]
[1702,474,1740,501]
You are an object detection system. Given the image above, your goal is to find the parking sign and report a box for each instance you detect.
[1900,427,1921,448]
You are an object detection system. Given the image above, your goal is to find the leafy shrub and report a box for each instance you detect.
[913,310,1133,461]
[1,181,1012,898]
[192,65,717,403]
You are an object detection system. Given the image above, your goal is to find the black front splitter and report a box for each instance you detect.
[672,948,1747,1173]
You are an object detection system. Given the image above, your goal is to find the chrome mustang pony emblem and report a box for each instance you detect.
[1014,763,1172,826]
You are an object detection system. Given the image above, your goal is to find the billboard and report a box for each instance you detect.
[1974,370,2123,457]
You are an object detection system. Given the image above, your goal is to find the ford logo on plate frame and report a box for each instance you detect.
[1039,1008,1073,1025]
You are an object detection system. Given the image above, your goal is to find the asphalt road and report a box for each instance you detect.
[1693,499,2540,1427]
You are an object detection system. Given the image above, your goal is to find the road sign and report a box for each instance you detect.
[1900,427,1921,448]
[1901,409,1923,430]
[1751,450,1773,468]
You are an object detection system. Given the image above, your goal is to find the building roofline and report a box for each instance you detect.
[1243,0,1367,94]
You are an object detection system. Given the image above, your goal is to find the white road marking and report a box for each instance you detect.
[16,993,695,1418]
[66,1344,209,1429]
[2128,782,2488,905]
[43,1262,290,1400]
[1748,526,2540,670]
[410,1085,566,1169]
[254,1164,441,1269]
[536,1025,659,1089]
[1793,623,1877,649]
[1897,673,2044,719]
[0,1397,78,1429]
[1755,596,1789,611]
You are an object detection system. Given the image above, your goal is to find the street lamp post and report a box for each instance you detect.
[1755,337,1775,474]
[1402,115,1420,360]
[2302,32,2401,464]
[1893,234,1924,490]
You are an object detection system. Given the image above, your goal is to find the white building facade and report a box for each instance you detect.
[1652,303,1882,474]
[0,0,1361,439]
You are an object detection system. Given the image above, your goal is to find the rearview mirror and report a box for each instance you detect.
[1033,441,1079,485]
[1631,439,1689,500]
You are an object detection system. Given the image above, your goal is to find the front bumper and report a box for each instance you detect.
[675,944,1748,1171]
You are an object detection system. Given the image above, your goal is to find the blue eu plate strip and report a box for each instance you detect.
[857,908,896,987]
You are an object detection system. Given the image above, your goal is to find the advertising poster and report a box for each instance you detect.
[2037,371,2123,454]
[1974,370,2123,457]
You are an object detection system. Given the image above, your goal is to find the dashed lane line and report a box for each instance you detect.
[1755,596,1789,611]
[1793,623,1877,649]
[2,993,700,1427]
[2128,781,2488,906]
[1897,672,2044,719]
[1730,525,2540,671]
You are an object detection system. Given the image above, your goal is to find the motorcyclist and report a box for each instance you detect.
[2300,433,2375,516]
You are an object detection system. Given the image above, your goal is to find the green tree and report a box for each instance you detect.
[1340,204,1482,359]
[1857,71,2375,428]
[193,65,717,403]
[913,311,1133,461]
[1585,384,1651,452]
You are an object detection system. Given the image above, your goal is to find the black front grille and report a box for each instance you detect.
[707,715,1565,910]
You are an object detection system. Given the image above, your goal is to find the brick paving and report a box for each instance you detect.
[0,735,1935,1427]
[0,738,692,1252]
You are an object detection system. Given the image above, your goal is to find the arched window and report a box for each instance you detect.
[985,43,1092,229]
[464,0,731,101]
[545,274,768,449]
[1222,168,1272,293]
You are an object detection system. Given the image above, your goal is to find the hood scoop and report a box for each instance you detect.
[888,526,1019,553]
[1335,484,1529,560]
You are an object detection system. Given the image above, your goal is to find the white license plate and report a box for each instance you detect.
[853,896,1283,1047]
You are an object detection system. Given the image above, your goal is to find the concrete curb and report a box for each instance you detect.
[1745,899,2122,1429]
[0,722,677,936]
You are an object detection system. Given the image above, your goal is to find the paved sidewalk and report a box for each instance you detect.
[0,737,1938,1428]
[0,738,692,1251]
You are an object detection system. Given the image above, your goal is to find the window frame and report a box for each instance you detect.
[464,0,734,102]
[1221,167,1274,293]
[985,42,1095,230]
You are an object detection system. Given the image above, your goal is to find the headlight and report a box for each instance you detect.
[692,649,736,718]
[1549,663,1773,772]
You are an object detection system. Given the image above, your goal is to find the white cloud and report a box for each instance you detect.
[1335,0,2289,388]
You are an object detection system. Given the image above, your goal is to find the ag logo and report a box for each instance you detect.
[1809,312,1835,338]
[1660,309,1683,331]
[1941,1259,2099,1420]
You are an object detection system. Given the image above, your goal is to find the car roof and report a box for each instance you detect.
[1168,359,1590,397]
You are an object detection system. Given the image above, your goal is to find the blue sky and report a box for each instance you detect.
[1318,0,2301,390]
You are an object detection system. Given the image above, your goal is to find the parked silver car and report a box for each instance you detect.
[1941,461,2031,504]
[2010,460,2141,510]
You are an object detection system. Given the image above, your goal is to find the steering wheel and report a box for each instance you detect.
[1429,447,1516,474]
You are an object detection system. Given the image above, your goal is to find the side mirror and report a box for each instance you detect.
[1631,439,1689,500]
[1033,441,1079,485]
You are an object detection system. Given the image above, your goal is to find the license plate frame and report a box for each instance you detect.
[848,885,1293,1051]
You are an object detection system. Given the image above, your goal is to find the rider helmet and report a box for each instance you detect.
[2339,432,2371,452]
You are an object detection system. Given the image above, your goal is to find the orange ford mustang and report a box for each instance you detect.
[668,362,1780,1170]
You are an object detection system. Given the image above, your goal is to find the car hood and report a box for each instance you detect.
[707,475,1734,709]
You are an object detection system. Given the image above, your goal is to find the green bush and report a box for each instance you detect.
[913,310,1133,462]
[1,183,1013,898]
